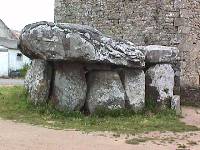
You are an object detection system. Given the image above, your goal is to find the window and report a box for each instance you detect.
[17,53,23,61]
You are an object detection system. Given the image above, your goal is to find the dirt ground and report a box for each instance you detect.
[0,106,200,150]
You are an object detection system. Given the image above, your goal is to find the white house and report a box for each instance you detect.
[0,19,30,77]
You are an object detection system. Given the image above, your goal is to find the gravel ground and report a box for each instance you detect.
[0,78,24,86]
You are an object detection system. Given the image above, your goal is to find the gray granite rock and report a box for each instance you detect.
[123,69,145,111]
[19,21,145,68]
[25,59,52,104]
[137,45,179,63]
[146,64,174,109]
[86,71,125,113]
[52,63,87,111]
[171,95,181,115]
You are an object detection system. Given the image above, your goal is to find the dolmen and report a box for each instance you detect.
[19,21,180,114]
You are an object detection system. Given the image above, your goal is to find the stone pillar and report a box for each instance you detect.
[171,95,181,115]
[86,71,125,113]
[146,64,175,110]
[25,59,52,104]
[123,69,145,111]
[52,63,87,111]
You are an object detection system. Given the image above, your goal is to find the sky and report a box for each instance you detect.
[0,0,54,31]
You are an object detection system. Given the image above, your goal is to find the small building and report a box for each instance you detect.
[0,19,30,77]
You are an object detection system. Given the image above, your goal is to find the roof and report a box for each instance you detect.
[0,37,18,49]
[0,19,19,49]
[0,45,8,52]
[0,19,18,40]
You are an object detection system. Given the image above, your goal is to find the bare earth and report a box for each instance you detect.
[0,107,200,150]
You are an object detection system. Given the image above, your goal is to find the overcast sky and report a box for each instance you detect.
[0,0,54,31]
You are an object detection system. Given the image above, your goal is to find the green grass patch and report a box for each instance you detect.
[0,86,198,134]
[126,137,156,145]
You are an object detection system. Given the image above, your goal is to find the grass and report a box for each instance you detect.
[0,86,198,134]
[126,137,156,145]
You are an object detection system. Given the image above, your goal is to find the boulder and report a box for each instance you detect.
[19,21,145,68]
[52,63,87,111]
[25,59,52,104]
[137,45,179,63]
[123,69,145,111]
[86,71,125,113]
[146,64,174,109]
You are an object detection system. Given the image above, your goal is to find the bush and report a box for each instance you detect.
[19,64,30,77]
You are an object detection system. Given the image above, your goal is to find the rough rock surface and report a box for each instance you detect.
[146,64,174,109]
[171,95,181,115]
[52,63,87,111]
[86,71,125,113]
[123,69,145,111]
[25,59,52,104]
[137,45,179,63]
[19,21,145,68]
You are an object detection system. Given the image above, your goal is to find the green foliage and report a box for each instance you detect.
[0,86,198,134]
[19,64,30,78]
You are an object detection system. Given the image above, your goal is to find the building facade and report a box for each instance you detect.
[0,19,30,77]
[54,0,200,104]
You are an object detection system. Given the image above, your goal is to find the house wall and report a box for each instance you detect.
[8,50,30,72]
[0,49,30,77]
[0,51,8,77]
[54,0,200,104]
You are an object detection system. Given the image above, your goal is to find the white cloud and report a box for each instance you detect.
[0,0,54,31]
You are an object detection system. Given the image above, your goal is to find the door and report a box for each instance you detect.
[0,51,8,77]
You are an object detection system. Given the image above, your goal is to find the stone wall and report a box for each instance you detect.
[176,0,200,105]
[54,0,178,46]
[54,0,200,105]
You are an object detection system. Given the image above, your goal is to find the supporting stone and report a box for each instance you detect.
[52,63,87,111]
[146,64,175,110]
[123,69,145,111]
[25,59,52,104]
[86,71,125,113]
[171,95,181,115]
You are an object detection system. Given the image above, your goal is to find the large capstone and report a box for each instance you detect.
[146,64,174,110]
[52,63,87,111]
[137,45,179,63]
[19,21,145,68]
[123,69,145,111]
[86,71,125,113]
[25,59,52,104]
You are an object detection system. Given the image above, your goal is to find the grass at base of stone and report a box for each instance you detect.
[0,86,198,134]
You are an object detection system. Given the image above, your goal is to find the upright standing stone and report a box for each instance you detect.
[146,64,174,110]
[171,95,181,115]
[25,59,52,104]
[52,63,87,111]
[86,71,125,113]
[123,69,145,111]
